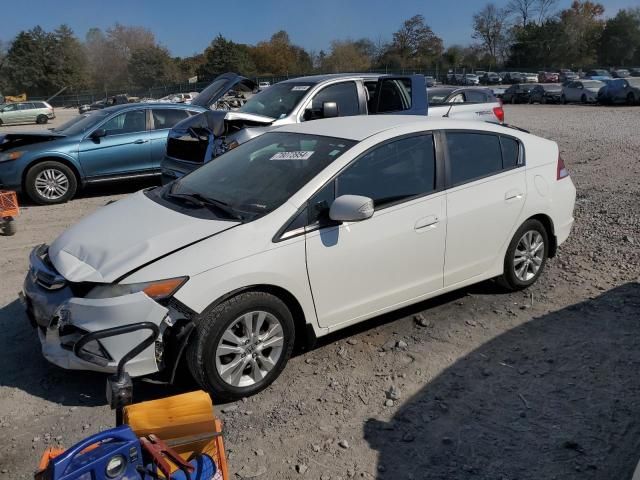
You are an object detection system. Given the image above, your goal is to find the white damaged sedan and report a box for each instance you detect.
[22,116,576,400]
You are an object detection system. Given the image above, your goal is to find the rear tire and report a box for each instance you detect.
[1,219,17,236]
[561,94,567,104]
[36,115,48,124]
[511,96,517,104]
[499,219,549,291]
[187,291,295,401]
[581,94,587,104]
[25,161,77,205]
[627,93,636,105]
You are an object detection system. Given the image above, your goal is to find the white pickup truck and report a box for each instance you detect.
[161,73,505,181]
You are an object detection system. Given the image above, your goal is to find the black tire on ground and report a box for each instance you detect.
[511,96,517,104]
[36,115,48,124]
[187,291,296,401]
[541,97,547,104]
[25,161,78,205]
[499,219,550,291]
[581,94,587,104]
[561,95,567,104]
[627,93,636,106]
[1,219,17,236]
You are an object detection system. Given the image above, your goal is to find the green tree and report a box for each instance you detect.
[386,14,444,68]
[50,25,88,90]
[598,8,640,66]
[250,30,311,75]
[198,34,255,79]
[559,1,605,67]
[4,26,57,96]
[128,44,176,88]
[472,4,511,66]
[321,39,373,72]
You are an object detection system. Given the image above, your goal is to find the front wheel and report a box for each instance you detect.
[499,219,549,291]
[187,291,295,401]
[561,94,567,104]
[581,94,587,104]
[627,93,636,105]
[25,161,77,205]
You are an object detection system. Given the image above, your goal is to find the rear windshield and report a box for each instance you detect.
[427,88,454,104]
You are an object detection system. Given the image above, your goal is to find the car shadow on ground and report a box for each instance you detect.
[363,282,640,480]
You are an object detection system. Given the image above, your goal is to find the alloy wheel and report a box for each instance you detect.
[513,230,545,282]
[215,311,284,388]
[34,169,69,201]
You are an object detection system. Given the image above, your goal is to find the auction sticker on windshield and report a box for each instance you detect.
[270,151,314,160]
[291,86,310,91]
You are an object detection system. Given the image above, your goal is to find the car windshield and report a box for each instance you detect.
[583,80,604,88]
[168,131,355,220]
[51,111,109,135]
[238,82,314,119]
[427,88,454,104]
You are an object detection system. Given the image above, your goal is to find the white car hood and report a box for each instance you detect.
[49,190,239,283]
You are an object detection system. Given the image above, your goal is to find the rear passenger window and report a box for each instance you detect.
[376,78,412,113]
[336,135,435,208]
[500,137,521,169]
[152,109,190,129]
[447,132,502,185]
[464,91,487,103]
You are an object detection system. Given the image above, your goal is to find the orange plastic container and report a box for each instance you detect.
[0,190,19,218]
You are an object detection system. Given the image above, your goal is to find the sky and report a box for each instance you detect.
[1,0,638,56]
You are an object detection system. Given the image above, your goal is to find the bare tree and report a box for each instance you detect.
[506,0,537,27]
[536,0,559,23]
[472,4,510,65]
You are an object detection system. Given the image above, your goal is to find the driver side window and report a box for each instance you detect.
[305,82,359,120]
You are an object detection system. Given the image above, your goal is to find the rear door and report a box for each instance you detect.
[443,130,526,286]
[17,103,35,122]
[370,75,427,115]
[78,108,151,178]
[149,108,193,169]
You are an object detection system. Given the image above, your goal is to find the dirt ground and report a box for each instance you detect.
[0,105,639,479]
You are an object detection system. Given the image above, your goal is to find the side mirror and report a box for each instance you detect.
[329,195,374,222]
[91,128,107,139]
[322,102,339,119]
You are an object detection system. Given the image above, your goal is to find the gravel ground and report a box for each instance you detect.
[0,104,639,479]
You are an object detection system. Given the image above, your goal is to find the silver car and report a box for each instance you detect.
[0,101,55,126]
[561,80,604,104]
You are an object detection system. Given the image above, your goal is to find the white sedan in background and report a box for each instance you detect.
[23,116,575,400]
[561,80,605,103]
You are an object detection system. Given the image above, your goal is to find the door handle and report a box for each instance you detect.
[133,139,148,144]
[504,190,523,202]
[415,215,439,231]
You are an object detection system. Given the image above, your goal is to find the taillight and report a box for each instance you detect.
[557,155,569,180]
[493,105,505,123]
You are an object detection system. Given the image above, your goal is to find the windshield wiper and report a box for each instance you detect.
[167,189,244,221]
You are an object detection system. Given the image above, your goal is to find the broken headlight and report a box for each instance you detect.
[85,277,188,301]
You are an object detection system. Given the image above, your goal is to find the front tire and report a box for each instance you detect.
[499,219,549,291]
[25,161,77,205]
[561,94,567,104]
[627,93,636,106]
[187,291,295,401]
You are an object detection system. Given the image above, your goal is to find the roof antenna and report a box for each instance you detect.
[443,103,454,118]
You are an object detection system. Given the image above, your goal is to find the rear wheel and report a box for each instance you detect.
[187,291,295,401]
[541,97,547,104]
[511,96,517,104]
[581,94,587,104]
[561,94,567,104]
[25,161,77,205]
[627,93,636,105]
[36,115,48,124]
[499,219,549,291]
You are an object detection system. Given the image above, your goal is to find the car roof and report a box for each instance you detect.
[279,73,387,84]
[275,115,512,142]
[100,103,203,114]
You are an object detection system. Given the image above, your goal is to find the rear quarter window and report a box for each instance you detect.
[446,132,503,186]
[500,136,521,169]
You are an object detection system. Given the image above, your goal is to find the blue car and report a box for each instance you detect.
[0,103,204,204]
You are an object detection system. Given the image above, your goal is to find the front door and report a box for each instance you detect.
[306,134,446,328]
[79,109,151,178]
[149,108,192,169]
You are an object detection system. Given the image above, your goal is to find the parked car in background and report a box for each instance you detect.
[475,70,486,78]
[463,74,480,85]
[23,115,576,399]
[425,76,436,87]
[0,101,55,126]
[78,94,131,114]
[559,70,579,83]
[162,73,505,181]
[585,69,611,81]
[454,73,464,85]
[528,84,563,104]
[502,83,536,104]
[538,71,559,83]
[258,81,271,91]
[630,68,640,77]
[561,80,605,104]
[598,77,640,105]
[0,103,204,204]
[492,86,508,99]
[523,73,538,83]
[481,72,502,85]
[503,72,524,84]
[611,69,631,79]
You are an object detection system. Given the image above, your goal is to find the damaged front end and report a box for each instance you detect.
[22,245,194,378]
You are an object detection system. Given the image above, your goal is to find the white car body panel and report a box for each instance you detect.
[26,116,576,377]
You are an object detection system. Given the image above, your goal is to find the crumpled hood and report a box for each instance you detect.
[0,132,66,152]
[49,190,239,283]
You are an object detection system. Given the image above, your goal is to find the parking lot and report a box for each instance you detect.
[1,104,639,479]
